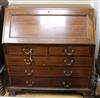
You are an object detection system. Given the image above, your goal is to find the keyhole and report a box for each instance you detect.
[48,11,50,13]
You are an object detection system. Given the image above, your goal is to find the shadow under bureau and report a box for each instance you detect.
[2,6,95,97]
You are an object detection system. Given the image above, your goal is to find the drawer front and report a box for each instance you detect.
[5,45,48,56]
[49,46,91,56]
[9,77,90,88]
[5,45,92,56]
[8,66,91,78]
[6,56,92,67]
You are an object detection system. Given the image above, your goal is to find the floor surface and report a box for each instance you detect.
[4,91,83,98]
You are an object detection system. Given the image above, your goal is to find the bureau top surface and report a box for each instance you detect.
[2,7,95,44]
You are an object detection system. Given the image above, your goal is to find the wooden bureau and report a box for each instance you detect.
[2,6,95,97]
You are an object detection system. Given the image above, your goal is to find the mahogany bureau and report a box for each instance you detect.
[2,6,95,97]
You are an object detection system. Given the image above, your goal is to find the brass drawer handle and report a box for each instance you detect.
[63,70,72,77]
[62,82,71,88]
[26,81,35,87]
[23,48,32,55]
[24,57,33,65]
[64,49,74,55]
[42,64,46,66]
[64,59,74,66]
[27,84,33,87]
[25,69,34,76]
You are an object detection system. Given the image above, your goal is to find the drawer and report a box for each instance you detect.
[49,46,91,56]
[6,56,92,67]
[8,66,91,78]
[9,77,90,88]
[5,45,48,56]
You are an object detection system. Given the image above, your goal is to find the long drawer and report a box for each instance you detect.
[6,56,92,67]
[9,77,90,88]
[7,66,91,78]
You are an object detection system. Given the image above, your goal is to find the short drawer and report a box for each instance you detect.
[9,77,90,88]
[8,66,91,78]
[4,45,48,56]
[6,56,92,67]
[49,46,91,56]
